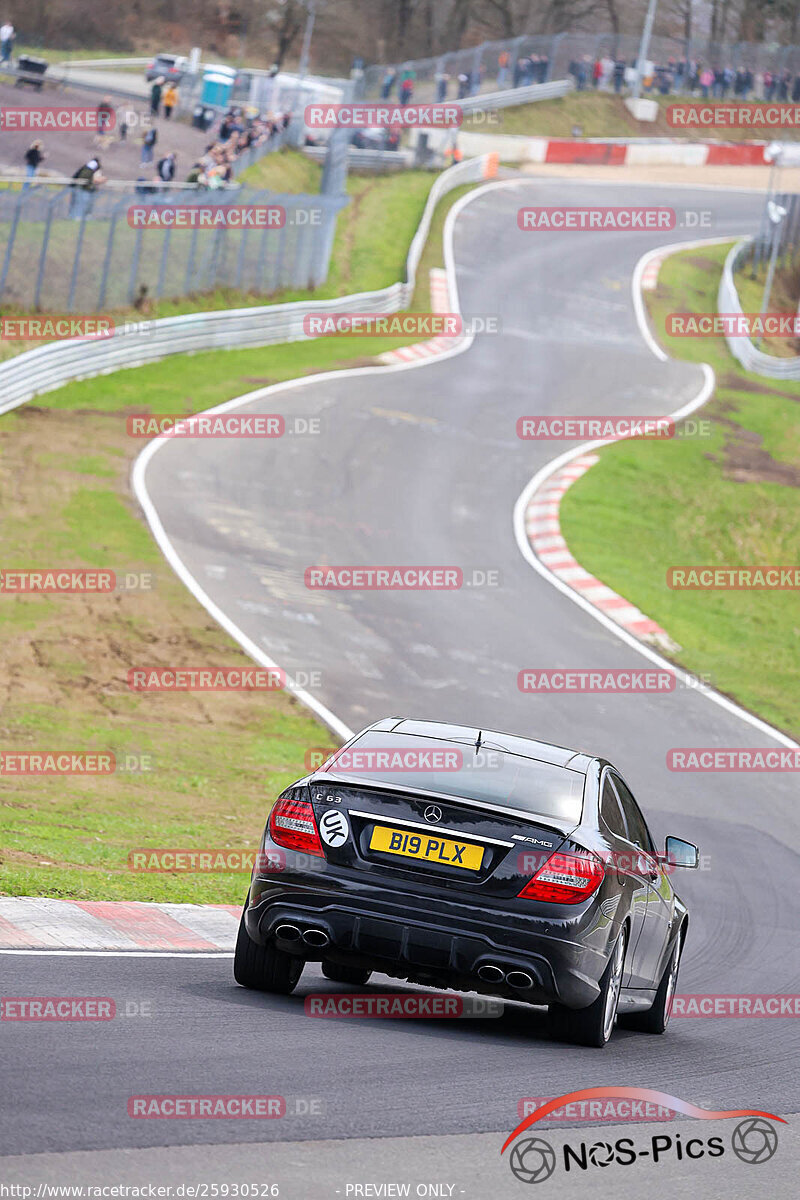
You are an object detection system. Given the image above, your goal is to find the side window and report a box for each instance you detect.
[600,775,627,840]
[612,775,654,853]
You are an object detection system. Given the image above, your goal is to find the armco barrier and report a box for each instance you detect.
[303,146,415,170]
[718,237,800,380]
[0,154,497,416]
[458,78,573,112]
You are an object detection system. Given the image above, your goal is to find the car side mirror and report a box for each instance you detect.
[664,835,699,869]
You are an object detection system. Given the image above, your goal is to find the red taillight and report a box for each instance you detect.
[268,797,323,857]
[518,850,604,905]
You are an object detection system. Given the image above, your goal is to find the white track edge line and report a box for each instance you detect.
[135,178,795,751]
[511,227,797,750]
[130,185,491,745]
[0,949,234,957]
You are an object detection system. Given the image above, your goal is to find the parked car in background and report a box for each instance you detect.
[145,53,189,83]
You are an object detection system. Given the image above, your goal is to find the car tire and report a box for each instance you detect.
[548,927,627,1048]
[233,906,304,994]
[321,962,372,986]
[621,936,682,1034]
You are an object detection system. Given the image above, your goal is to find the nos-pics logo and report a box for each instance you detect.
[503,1089,783,1184]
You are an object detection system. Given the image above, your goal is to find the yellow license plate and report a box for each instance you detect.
[369,825,483,871]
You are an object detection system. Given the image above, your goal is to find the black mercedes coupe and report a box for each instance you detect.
[234,718,698,1046]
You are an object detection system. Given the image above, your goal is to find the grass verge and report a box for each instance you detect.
[559,241,800,738]
[0,172,479,902]
[466,91,800,143]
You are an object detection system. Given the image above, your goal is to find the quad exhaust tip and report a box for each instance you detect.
[302,927,330,947]
[477,964,506,983]
[275,923,302,942]
[506,970,534,990]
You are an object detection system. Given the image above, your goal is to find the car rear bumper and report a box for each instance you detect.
[246,871,609,1009]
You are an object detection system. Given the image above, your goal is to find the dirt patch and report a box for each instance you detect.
[679,256,721,273]
[717,372,800,401]
[712,418,800,486]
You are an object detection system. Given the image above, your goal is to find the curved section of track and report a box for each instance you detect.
[3,179,798,1164]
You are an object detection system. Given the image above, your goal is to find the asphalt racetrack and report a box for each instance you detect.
[2,177,797,1197]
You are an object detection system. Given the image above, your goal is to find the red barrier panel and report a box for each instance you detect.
[544,140,627,165]
[705,142,767,165]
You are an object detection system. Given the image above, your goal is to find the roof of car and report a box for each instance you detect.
[357,717,594,772]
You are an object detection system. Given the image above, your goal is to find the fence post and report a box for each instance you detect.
[235,223,251,289]
[34,191,59,310]
[97,195,127,311]
[549,33,566,81]
[0,191,24,300]
[185,223,200,294]
[128,224,145,305]
[256,221,271,292]
[67,200,91,312]
[155,225,173,299]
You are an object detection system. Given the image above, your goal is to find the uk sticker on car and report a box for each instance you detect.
[319,808,349,847]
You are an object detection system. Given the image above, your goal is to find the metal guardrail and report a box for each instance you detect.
[51,58,154,69]
[458,78,573,112]
[0,154,495,416]
[303,146,414,170]
[718,238,800,380]
[0,61,145,100]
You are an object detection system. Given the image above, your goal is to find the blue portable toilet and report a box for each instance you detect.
[201,71,234,108]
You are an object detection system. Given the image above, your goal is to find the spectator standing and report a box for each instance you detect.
[699,66,713,98]
[156,151,177,183]
[140,125,158,167]
[592,57,602,88]
[380,69,395,99]
[399,69,414,105]
[576,55,590,91]
[95,95,115,147]
[0,18,14,65]
[185,161,207,186]
[764,70,776,102]
[613,59,625,93]
[434,71,448,101]
[162,82,178,119]
[599,54,613,90]
[150,76,164,117]
[497,50,509,87]
[457,71,469,99]
[70,157,105,218]
[23,139,44,189]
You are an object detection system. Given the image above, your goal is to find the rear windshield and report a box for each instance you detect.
[323,732,585,824]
